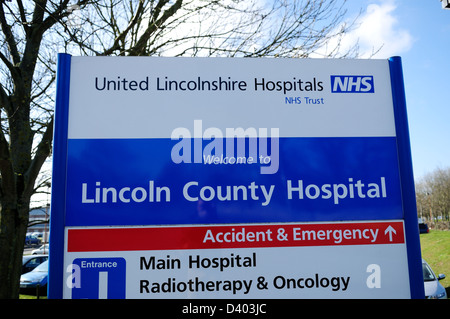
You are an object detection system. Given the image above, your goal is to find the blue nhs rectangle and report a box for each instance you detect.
[331,75,374,93]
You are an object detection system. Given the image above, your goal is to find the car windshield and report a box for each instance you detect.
[22,256,34,262]
[33,260,48,272]
[422,263,436,282]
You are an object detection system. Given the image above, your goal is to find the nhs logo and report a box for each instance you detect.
[331,75,374,93]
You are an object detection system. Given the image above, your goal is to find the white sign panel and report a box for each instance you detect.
[62,221,410,299]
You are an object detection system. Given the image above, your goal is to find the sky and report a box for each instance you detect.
[30,0,449,207]
[340,0,450,180]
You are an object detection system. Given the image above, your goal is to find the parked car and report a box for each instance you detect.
[419,223,429,234]
[31,244,49,255]
[22,255,48,274]
[422,259,447,299]
[32,232,44,240]
[25,235,41,246]
[20,260,48,295]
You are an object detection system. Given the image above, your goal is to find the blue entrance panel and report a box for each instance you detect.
[71,258,126,299]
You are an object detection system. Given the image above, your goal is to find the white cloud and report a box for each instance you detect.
[316,0,414,58]
[355,1,414,57]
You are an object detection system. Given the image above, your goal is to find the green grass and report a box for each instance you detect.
[19,294,46,299]
[420,230,450,291]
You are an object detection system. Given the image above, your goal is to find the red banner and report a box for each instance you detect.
[67,221,405,252]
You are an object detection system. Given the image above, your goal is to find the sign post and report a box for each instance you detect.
[48,55,424,299]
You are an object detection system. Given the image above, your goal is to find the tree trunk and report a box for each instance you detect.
[0,97,34,298]
[0,205,29,299]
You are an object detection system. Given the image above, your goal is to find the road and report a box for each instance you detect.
[23,245,48,256]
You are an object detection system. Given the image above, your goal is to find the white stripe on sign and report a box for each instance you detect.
[98,271,108,299]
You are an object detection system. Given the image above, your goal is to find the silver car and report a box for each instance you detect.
[422,259,447,299]
[31,244,49,255]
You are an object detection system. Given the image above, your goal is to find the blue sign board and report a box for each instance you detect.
[49,55,423,299]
